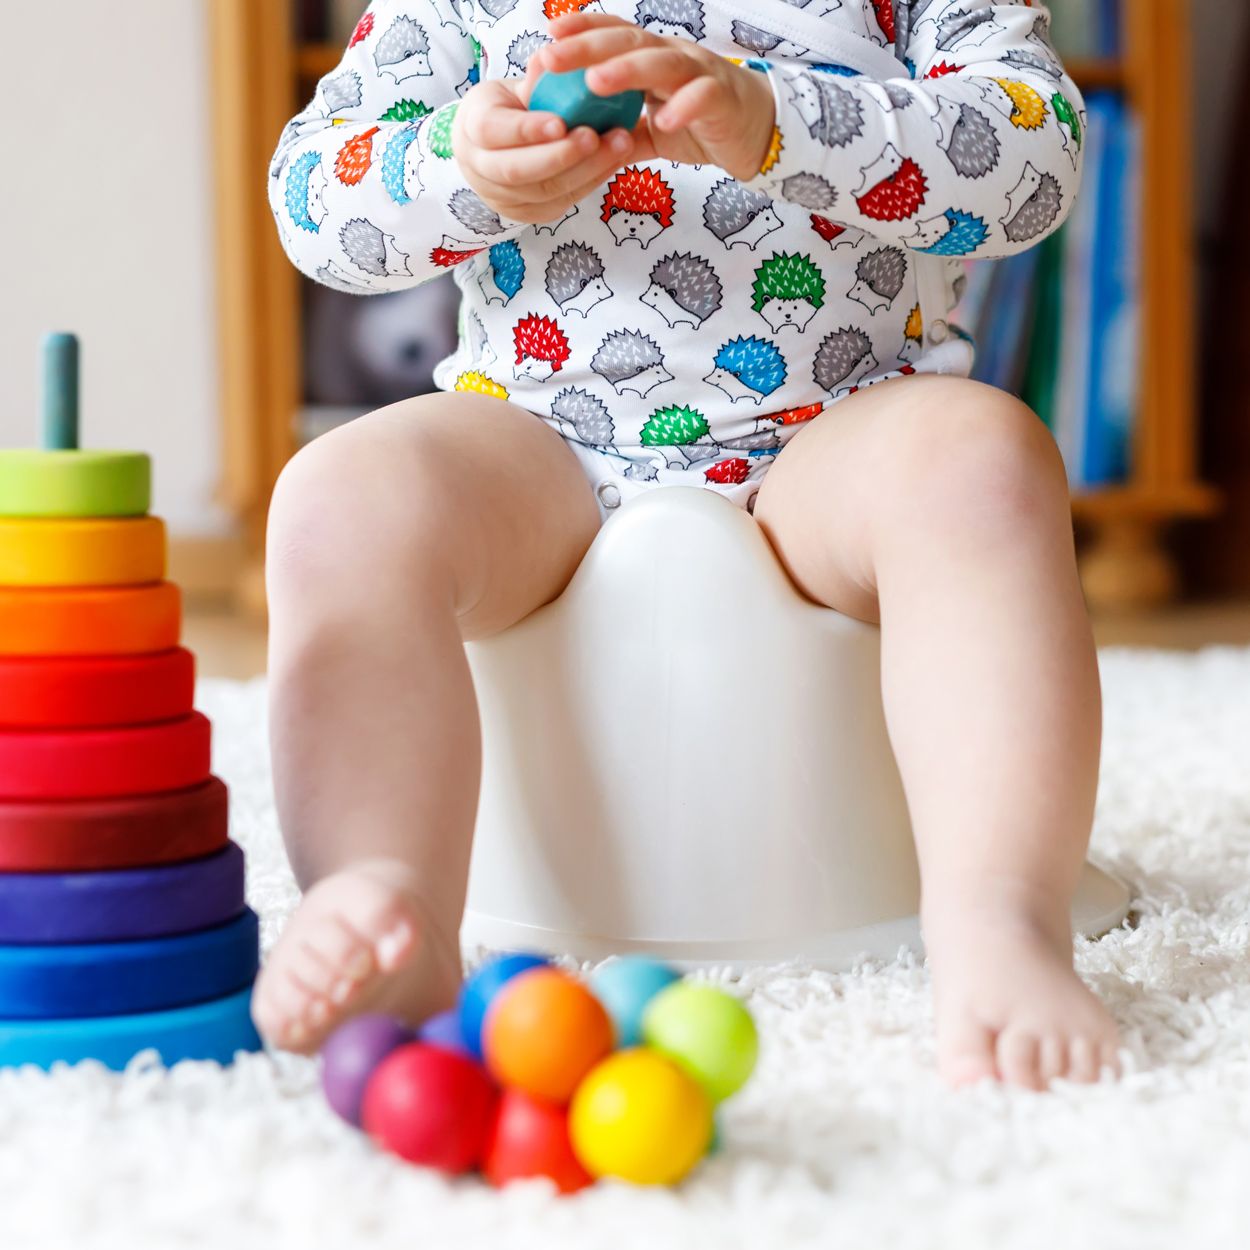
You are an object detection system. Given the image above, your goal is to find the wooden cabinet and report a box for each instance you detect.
[209,0,1215,612]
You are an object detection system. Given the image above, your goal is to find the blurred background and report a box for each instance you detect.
[1,0,1247,676]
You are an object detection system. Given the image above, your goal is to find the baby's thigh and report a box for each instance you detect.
[752,375,1060,621]
[266,391,601,639]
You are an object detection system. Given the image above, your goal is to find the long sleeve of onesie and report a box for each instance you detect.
[739,0,1086,262]
[266,0,1093,516]
[268,0,531,294]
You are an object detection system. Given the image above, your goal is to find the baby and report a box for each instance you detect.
[257,0,1119,1089]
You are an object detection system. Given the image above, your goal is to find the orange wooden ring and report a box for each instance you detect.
[0,517,166,587]
[0,583,181,656]
[0,712,211,800]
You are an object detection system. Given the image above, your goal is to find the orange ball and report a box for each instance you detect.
[483,968,613,1104]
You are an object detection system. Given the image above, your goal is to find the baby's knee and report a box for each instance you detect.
[265,415,448,597]
[892,380,1068,534]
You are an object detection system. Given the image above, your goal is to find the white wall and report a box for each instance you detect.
[0,0,228,536]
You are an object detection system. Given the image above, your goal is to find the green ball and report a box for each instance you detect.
[641,982,758,1104]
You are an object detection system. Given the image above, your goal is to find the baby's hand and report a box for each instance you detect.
[530,12,777,183]
[452,78,636,226]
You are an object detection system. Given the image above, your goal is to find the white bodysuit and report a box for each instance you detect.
[271,0,1085,517]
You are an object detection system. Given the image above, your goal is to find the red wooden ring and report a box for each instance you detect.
[0,777,229,871]
[0,712,211,800]
[0,649,196,730]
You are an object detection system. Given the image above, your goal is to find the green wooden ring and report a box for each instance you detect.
[0,450,151,518]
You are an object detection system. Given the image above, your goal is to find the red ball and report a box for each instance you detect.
[483,1089,593,1194]
[360,1043,498,1174]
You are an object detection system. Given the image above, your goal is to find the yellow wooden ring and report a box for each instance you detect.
[0,517,165,587]
[0,451,150,518]
[0,584,181,656]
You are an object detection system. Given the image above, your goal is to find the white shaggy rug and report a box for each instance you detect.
[3,649,1250,1250]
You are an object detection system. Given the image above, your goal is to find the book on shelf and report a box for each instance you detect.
[328,0,369,44]
[1047,0,1122,58]
[956,89,1140,490]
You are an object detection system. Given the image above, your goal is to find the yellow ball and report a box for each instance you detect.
[569,1048,713,1186]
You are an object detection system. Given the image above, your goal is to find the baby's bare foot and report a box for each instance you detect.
[252,858,461,1054]
[925,902,1120,1090]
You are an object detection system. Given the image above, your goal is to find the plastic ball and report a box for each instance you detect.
[320,1013,414,1127]
[418,1007,468,1054]
[483,967,614,1104]
[528,67,644,136]
[590,956,681,1047]
[569,1048,713,1186]
[483,1088,594,1194]
[641,982,758,1103]
[458,952,549,1059]
[361,1042,498,1173]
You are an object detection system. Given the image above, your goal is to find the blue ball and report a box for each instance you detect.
[457,952,550,1058]
[417,1007,468,1054]
[590,955,681,1047]
[528,68,644,136]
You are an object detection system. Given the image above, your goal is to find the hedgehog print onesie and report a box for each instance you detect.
[272,0,1084,516]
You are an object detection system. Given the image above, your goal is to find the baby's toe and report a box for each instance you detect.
[254,965,324,1052]
[937,1012,997,1087]
[1067,1035,1101,1083]
[996,1028,1043,1091]
[346,883,421,971]
[300,917,377,1002]
[1098,1039,1122,1080]
[1038,1034,1068,1086]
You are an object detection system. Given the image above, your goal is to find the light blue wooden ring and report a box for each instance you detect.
[0,909,260,1020]
[0,986,262,1070]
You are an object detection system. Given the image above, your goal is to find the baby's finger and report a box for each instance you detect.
[460,83,568,150]
[505,129,635,213]
[584,45,704,99]
[536,24,658,77]
[476,124,607,189]
[544,11,635,38]
[649,72,731,133]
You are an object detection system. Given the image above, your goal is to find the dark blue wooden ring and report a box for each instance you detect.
[0,843,246,944]
[0,909,259,1020]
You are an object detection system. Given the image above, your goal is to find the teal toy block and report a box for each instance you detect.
[529,68,644,135]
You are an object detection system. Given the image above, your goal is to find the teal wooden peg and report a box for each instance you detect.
[42,332,80,451]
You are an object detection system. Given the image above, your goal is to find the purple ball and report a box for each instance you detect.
[321,1014,415,1127]
[418,1008,468,1054]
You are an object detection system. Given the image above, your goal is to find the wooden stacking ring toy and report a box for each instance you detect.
[0,336,150,519]
[0,449,151,519]
[0,516,166,586]
[0,777,229,873]
[0,712,211,800]
[0,582,181,656]
[0,649,196,730]
[0,985,260,1071]
[0,843,245,944]
[0,908,260,1020]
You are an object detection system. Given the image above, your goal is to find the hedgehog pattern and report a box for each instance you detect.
[270,0,1086,507]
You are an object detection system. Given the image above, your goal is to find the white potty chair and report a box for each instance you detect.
[461,487,1129,968]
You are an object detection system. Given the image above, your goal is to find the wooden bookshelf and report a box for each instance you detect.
[210,0,1212,613]
[296,43,344,81]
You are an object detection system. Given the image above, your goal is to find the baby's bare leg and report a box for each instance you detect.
[753,374,1117,1090]
[252,393,599,1052]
